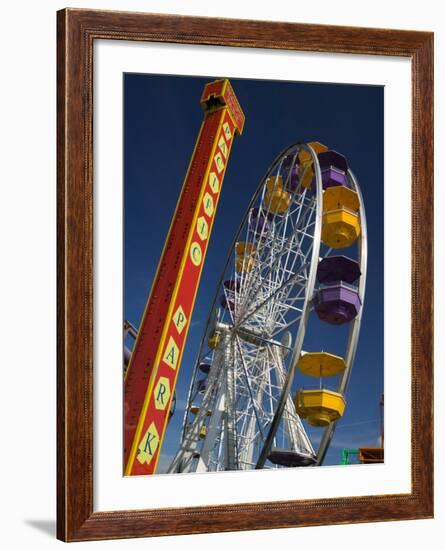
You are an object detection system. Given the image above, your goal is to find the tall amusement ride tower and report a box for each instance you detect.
[124,80,245,476]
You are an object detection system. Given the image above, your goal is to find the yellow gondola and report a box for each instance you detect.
[297,351,346,377]
[265,176,283,193]
[208,332,221,349]
[298,142,328,188]
[321,210,361,248]
[190,406,212,417]
[199,426,207,439]
[323,186,360,212]
[294,389,346,427]
[235,241,257,273]
[235,256,255,273]
[264,188,292,214]
[298,141,328,165]
[235,241,257,256]
[321,186,361,248]
[263,175,291,214]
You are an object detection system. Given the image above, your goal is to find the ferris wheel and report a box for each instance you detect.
[168,141,367,473]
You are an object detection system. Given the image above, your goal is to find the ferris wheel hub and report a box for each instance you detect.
[214,320,291,351]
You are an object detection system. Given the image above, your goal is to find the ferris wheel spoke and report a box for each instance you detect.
[237,258,304,325]
[234,335,267,440]
[236,249,311,328]
[236,356,270,464]
[245,199,314,298]
[245,233,310,322]
[267,238,315,326]
[235,194,314,316]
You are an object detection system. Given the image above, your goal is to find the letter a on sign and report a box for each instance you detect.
[163,336,179,369]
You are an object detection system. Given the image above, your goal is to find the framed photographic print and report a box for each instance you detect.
[57,8,434,542]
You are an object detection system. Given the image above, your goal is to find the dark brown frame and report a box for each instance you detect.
[57,8,434,542]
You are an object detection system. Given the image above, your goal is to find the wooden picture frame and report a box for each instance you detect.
[57,8,434,542]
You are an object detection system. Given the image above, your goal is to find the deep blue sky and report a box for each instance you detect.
[124,73,384,472]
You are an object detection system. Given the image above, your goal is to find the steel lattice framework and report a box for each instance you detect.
[168,143,367,473]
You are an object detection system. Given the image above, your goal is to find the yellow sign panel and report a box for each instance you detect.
[190,241,203,266]
[136,422,160,465]
[203,193,214,217]
[214,152,225,173]
[162,336,180,370]
[218,136,228,158]
[196,216,209,241]
[222,122,232,141]
[172,305,187,335]
[209,172,219,194]
[154,377,171,411]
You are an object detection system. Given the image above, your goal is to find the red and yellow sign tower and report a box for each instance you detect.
[124,79,245,475]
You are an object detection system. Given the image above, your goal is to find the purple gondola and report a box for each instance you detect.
[281,154,300,193]
[317,150,349,189]
[197,379,207,394]
[199,362,211,374]
[268,448,317,467]
[220,294,235,312]
[317,256,361,285]
[249,207,272,236]
[314,282,361,325]
[223,279,240,292]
